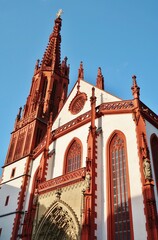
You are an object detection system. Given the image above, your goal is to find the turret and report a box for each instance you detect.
[5,12,69,164]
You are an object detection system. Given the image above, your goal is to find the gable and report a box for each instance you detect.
[52,79,121,130]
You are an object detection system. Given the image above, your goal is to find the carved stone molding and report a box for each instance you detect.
[33,200,80,240]
[99,100,134,112]
[69,92,87,115]
[140,101,158,128]
[38,168,86,193]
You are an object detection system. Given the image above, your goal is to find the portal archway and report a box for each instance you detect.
[33,200,80,240]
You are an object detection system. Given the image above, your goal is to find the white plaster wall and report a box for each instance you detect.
[23,153,42,211]
[0,179,22,215]
[51,123,90,178]
[1,157,27,183]
[145,120,158,211]
[46,142,55,180]
[95,113,147,240]
[16,154,43,236]
[0,157,28,239]
[0,214,15,240]
[145,120,158,138]
[52,79,121,130]
[95,129,106,239]
[0,157,28,215]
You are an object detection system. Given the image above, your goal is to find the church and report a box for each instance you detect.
[0,11,158,240]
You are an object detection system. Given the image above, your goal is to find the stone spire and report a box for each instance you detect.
[96,67,104,90]
[40,14,62,73]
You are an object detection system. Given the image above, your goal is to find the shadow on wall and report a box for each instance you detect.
[24,189,158,240]
[0,184,157,239]
[0,183,24,239]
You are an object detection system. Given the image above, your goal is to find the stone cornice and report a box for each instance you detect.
[14,112,47,131]
[38,167,86,194]
[32,99,158,159]
[140,101,158,128]
[53,110,91,139]
[98,100,134,114]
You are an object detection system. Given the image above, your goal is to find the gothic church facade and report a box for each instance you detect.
[0,14,158,240]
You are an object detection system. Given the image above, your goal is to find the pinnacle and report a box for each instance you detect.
[96,67,104,90]
[131,75,140,99]
[78,61,84,79]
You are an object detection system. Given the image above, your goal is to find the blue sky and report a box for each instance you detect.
[0,0,158,172]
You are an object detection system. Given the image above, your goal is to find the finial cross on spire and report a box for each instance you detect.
[56,9,63,18]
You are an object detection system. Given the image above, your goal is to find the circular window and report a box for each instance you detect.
[69,93,87,115]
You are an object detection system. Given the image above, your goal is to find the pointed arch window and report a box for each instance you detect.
[41,78,48,99]
[65,139,82,173]
[108,132,133,240]
[150,134,158,189]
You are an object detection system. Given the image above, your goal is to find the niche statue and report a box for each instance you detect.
[143,158,152,180]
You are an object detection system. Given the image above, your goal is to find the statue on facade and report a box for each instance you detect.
[56,9,63,18]
[143,157,152,181]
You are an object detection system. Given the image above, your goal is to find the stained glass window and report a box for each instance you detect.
[109,133,133,240]
[66,140,81,173]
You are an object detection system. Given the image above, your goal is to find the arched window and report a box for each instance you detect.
[150,134,158,189]
[108,132,133,240]
[65,139,82,173]
[42,78,48,99]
